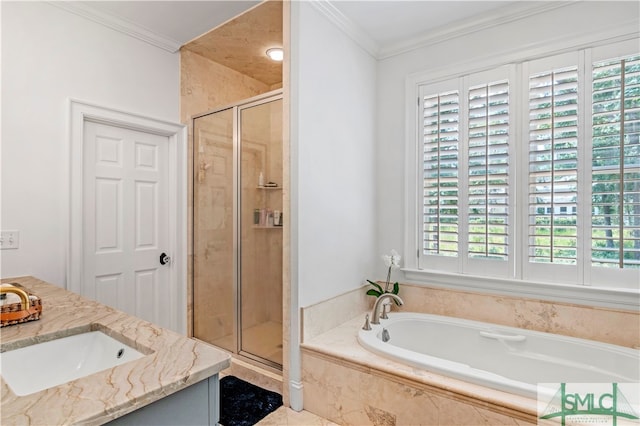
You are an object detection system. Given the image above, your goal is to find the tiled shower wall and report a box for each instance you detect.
[180,49,274,337]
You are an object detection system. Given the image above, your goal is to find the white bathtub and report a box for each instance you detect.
[357,312,640,398]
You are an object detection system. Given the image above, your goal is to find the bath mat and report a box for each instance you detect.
[219,375,282,426]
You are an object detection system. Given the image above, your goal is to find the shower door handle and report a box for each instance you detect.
[160,252,171,266]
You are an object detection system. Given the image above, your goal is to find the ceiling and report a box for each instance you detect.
[333,1,518,50]
[182,1,283,86]
[79,1,261,48]
[68,1,532,84]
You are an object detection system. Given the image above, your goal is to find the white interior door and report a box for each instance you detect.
[82,120,171,328]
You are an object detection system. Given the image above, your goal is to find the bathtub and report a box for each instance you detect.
[357,312,640,398]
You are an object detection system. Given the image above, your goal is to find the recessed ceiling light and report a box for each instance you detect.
[266,48,284,61]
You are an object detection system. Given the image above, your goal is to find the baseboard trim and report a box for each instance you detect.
[289,380,304,411]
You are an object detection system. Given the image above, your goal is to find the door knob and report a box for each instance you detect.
[160,252,171,265]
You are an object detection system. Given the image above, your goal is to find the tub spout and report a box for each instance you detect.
[371,293,403,325]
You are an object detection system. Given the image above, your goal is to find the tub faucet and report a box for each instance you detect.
[370,293,403,325]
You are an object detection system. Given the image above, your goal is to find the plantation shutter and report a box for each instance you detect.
[467,80,510,260]
[422,89,460,258]
[591,54,640,269]
[528,66,579,266]
[414,42,638,288]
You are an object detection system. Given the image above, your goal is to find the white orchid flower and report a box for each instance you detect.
[382,249,401,269]
[369,249,403,298]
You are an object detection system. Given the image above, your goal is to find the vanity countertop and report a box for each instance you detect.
[0,276,231,425]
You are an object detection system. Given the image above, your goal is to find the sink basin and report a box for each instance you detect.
[0,330,146,396]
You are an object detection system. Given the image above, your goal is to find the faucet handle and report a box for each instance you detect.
[362,314,372,331]
[380,301,391,320]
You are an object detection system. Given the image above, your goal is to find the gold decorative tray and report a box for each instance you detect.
[1,282,42,327]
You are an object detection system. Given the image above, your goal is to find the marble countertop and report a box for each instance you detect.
[1,276,231,425]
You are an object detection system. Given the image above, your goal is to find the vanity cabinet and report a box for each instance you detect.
[108,375,220,426]
[0,277,230,426]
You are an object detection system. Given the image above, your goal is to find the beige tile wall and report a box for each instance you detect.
[181,49,275,338]
[240,100,283,332]
[397,283,640,348]
[302,351,537,426]
[302,285,371,342]
[181,0,288,404]
[192,109,235,345]
[302,282,639,348]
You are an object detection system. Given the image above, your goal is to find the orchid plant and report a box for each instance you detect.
[366,249,401,304]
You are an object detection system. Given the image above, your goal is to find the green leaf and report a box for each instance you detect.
[366,289,382,297]
[392,282,401,305]
[366,280,383,293]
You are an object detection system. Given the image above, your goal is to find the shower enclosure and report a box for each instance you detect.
[192,91,283,369]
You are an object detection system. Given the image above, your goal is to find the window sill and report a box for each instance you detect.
[402,268,640,311]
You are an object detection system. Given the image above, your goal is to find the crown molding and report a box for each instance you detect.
[315,1,579,61]
[378,1,576,60]
[49,2,182,53]
[308,0,380,59]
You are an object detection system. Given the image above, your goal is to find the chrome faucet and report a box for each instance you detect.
[370,293,403,325]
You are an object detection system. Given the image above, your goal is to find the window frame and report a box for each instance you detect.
[403,37,640,310]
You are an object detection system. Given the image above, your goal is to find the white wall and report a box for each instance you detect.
[376,1,640,277]
[1,2,179,286]
[291,2,377,308]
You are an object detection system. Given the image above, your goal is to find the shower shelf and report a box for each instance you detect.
[253,225,283,229]
[256,186,282,190]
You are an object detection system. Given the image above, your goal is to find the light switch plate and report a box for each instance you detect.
[0,230,20,249]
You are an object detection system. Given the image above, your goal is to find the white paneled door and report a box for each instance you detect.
[82,121,171,328]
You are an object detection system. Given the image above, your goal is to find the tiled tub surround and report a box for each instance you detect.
[1,276,231,425]
[357,312,640,398]
[300,283,639,425]
[302,318,538,425]
[302,283,640,348]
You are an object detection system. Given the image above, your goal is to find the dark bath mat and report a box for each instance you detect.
[219,375,282,426]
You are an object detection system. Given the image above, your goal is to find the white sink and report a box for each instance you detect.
[0,330,147,396]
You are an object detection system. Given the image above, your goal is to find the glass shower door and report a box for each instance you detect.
[239,98,283,367]
[193,107,236,353]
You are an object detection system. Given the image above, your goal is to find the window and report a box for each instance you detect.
[591,55,640,269]
[414,41,639,290]
[421,67,514,277]
[528,66,579,267]
[422,89,460,258]
[467,80,510,261]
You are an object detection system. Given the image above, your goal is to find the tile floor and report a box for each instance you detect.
[257,406,338,425]
[214,324,334,425]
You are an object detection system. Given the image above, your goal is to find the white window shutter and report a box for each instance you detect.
[591,54,640,270]
[414,41,638,289]
[422,90,460,259]
[527,66,579,266]
[467,80,510,260]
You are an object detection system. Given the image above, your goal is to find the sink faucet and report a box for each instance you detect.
[370,293,403,325]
